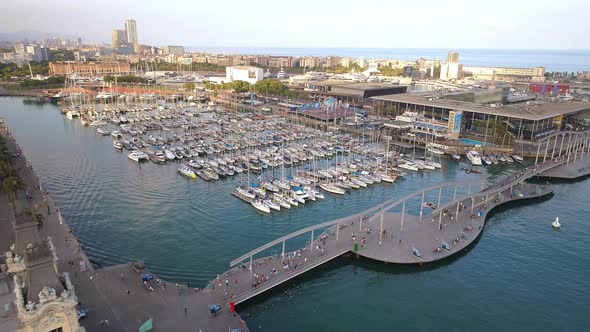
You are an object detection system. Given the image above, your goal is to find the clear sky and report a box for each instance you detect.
[1,0,588,49]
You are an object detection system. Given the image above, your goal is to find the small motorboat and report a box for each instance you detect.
[452,154,461,161]
[552,217,561,228]
[423,202,437,209]
[96,127,110,136]
[178,165,197,179]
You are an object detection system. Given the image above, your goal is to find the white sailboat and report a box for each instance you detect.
[252,200,271,214]
[319,183,346,195]
[263,199,281,211]
[552,217,561,228]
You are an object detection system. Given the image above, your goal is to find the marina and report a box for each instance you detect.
[2,97,590,331]
[56,98,443,215]
[1,0,590,329]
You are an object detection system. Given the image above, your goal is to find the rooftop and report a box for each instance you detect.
[228,65,261,70]
[373,93,590,121]
[313,80,407,91]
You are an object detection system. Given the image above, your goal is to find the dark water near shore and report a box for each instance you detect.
[1,97,589,331]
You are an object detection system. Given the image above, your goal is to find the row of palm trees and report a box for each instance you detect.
[0,132,27,214]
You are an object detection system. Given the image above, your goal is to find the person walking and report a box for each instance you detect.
[184,307,188,316]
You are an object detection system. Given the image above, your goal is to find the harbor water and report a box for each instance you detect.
[1,97,589,331]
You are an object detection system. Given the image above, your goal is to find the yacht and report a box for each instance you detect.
[291,193,305,204]
[113,140,123,150]
[467,150,482,166]
[277,69,288,79]
[427,146,445,155]
[164,149,176,161]
[178,165,197,179]
[188,159,201,169]
[418,161,436,170]
[66,110,80,119]
[236,185,256,199]
[89,120,107,126]
[452,154,461,161]
[127,150,148,162]
[263,199,281,211]
[251,200,271,214]
[378,173,396,183]
[319,183,346,195]
[352,178,368,188]
[512,155,524,163]
[273,195,291,209]
[110,130,122,138]
[153,151,167,163]
[398,162,419,172]
[311,189,325,199]
[96,127,110,136]
[272,179,291,191]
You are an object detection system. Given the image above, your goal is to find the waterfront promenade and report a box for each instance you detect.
[0,124,248,331]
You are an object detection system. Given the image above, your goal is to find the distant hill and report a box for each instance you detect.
[0,30,82,42]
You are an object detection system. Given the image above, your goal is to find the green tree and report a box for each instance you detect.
[18,76,65,88]
[378,66,404,76]
[3,175,25,214]
[183,82,195,91]
[252,79,286,95]
[50,49,75,61]
[103,75,147,84]
[0,161,12,179]
[232,80,250,93]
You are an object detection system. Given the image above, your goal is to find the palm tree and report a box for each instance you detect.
[3,175,26,215]
[0,161,11,180]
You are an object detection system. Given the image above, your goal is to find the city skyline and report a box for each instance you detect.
[1,0,589,50]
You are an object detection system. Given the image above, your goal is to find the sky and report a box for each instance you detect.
[1,0,589,49]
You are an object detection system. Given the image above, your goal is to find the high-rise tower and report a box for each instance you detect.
[125,19,138,44]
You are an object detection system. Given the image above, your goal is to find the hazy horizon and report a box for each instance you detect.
[1,0,588,50]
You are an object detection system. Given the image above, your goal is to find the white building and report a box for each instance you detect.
[440,63,463,81]
[164,45,185,55]
[356,57,368,68]
[440,51,463,81]
[125,19,138,44]
[225,66,264,84]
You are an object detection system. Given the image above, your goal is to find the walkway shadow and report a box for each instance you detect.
[528,173,590,184]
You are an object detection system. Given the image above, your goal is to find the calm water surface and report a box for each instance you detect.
[1,97,588,331]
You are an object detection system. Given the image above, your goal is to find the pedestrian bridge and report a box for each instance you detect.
[217,150,588,306]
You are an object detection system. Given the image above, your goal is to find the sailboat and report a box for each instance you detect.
[251,200,271,214]
[552,217,561,228]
